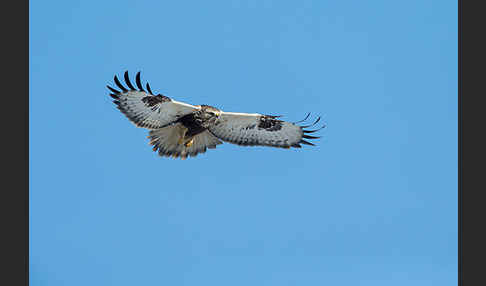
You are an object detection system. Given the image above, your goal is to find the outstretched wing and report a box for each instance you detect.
[107,71,200,129]
[208,112,324,148]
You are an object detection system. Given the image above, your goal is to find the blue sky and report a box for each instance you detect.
[30,1,457,285]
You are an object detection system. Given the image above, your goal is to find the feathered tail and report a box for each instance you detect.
[148,123,223,159]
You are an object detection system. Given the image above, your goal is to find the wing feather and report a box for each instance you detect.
[209,112,322,148]
[107,71,200,129]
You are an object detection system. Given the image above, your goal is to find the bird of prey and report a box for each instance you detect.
[107,71,324,159]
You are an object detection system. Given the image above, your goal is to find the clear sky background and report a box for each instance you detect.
[30,1,457,285]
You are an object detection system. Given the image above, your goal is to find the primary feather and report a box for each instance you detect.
[108,72,199,129]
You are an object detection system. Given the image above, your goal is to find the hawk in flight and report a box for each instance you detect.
[108,71,324,159]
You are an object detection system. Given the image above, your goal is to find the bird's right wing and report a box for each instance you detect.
[208,111,323,148]
[107,71,200,129]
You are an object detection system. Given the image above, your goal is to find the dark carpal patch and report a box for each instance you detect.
[242,124,256,130]
[141,94,170,107]
[258,116,283,131]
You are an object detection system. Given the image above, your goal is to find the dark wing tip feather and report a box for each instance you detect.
[302,134,320,139]
[146,83,154,95]
[107,85,120,94]
[293,112,311,124]
[135,72,145,91]
[294,114,326,146]
[300,116,321,128]
[303,127,324,133]
[114,75,128,92]
[302,120,326,134]
[124,71,136,90]
[300,139,315,146]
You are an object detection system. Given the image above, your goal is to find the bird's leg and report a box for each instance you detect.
[184,137,194,147]
[177,125,189,145]
[176,125,194,147]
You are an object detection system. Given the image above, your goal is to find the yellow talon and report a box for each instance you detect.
[184,138,194,147]
[177,125,188,145]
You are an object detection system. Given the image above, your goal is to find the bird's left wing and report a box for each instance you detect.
[107,71,200,129]
[208,112,323,148]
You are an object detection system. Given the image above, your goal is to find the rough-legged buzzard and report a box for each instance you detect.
[108,71,324,159]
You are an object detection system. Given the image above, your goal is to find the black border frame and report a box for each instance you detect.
[4,0,478,285]
[458,0,462,284]
[3,0,28,285]
[459,0,485,284]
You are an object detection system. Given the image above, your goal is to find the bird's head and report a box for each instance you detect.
[200,105,222,119]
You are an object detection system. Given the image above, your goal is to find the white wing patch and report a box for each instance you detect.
[209,112,323,148]
[108,71,199,129]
